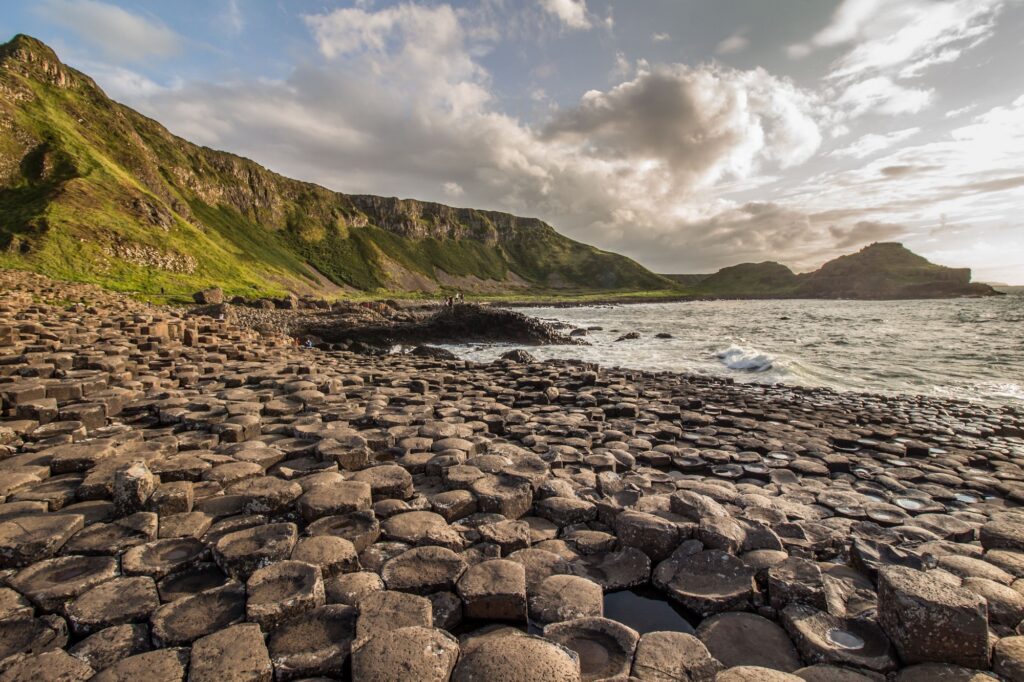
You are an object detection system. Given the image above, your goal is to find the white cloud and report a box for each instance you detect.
[835,76,933,117]
[36,0,181,61]
[829,127,921,159]
[652,32,671,43]
[116,2,828,274]
[789,0,1005,125]
[826,0,1004,81]
[716,30,750,55]
[443,181,465,197]
[610,51,632,79]
[222,0,244,36]
[944,103,978,118]
[539,0,591,30]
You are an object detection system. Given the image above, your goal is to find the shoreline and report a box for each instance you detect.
[2,269,1024,680]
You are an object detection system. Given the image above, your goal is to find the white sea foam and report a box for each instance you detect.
[715,345,775,372]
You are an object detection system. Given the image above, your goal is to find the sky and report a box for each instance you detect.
[3,0,1024,283]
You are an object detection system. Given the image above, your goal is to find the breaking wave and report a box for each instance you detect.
[715,345,775,372]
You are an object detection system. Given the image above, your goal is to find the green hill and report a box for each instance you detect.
[0,35,673,299]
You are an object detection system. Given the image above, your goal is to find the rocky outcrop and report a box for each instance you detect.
[671,243,1000,299]
[298,303,586,348]
[2,269,1024,679]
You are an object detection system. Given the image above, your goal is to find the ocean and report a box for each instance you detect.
[441,295,1024,408]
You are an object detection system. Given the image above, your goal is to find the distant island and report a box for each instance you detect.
[664,242,1000,299]
[0,36,1000,303]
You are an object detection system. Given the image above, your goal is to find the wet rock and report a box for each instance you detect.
[631,629,722,681]
[500,349,537,363]
[352,626,460,682]
[877,565,989,668]
[571,546,652,591]
[781,603,897,673]
[544,617,640,682]
[457,558,528,621]
[189,622,272,682]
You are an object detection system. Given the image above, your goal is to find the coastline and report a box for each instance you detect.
[2,269,1023,679]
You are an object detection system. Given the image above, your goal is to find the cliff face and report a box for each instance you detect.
[0,35,671,297]
[797,243,995,299]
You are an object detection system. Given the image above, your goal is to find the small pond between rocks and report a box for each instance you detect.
[603,587,696,635]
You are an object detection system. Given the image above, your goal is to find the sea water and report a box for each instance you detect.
[441,295,1024,407]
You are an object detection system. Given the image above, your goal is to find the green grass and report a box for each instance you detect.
[0,34,681,301]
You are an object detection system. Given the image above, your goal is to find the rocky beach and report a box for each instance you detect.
[0,270,1023,681]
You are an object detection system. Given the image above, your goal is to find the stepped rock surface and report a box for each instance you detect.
[1,269,1023,679]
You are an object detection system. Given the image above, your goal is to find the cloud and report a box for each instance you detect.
[790,0,1004,81]
[443,181,465,197]
[36,0,181,61]
[652,32,671,43]
[828,220,905,248]
[716,30,750,55]
[835,76,933,117]
[222,0,244,36]
[543,64,822,187]
[110,2,829,276]
[789,0,1006,127]
[825,0,1005,81]
[539,0,591,30]
[829,127,921,159]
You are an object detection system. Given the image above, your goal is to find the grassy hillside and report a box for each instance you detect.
[0,35,673,299]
